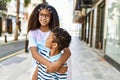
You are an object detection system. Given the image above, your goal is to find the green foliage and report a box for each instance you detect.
[0,0,11,10]
[24,0,31,7]
[5,0,11,2]
[0,0,7,10]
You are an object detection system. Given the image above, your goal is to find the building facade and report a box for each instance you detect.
[0,0,25,37]
[74,0,120,71]
[105,0,120,70]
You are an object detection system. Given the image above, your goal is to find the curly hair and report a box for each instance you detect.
[27,3,60,32]
[51,27,71,51]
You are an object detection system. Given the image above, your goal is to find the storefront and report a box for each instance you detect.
[105,0,120,70]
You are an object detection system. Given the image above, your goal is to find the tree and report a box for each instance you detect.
[14,0,31,40]
[0,0,7,10]
[14,0,20,40]
[0,0,12,10]
[24,0,31,7]
[42,0,46,3]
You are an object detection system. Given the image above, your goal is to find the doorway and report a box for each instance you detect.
[96,1,105,50]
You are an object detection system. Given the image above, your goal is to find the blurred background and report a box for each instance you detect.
[0,0,120,80]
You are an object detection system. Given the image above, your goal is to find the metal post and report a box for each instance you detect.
[25,35,29,53]
[5,35,7,43]
[4,32,7,43]
[25,39,28,53]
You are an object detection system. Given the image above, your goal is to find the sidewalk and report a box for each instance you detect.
[71,36,120,80]
[0,50,32,80]
[0,36,120,80]
[0,35,26,45]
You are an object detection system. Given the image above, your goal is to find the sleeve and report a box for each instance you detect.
[27,31,37,49]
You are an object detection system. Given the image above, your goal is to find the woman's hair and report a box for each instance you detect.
[51,27,71,51]
[27,3,60,32]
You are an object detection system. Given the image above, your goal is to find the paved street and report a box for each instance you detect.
[0,36,120,80]
[0,40,25,59]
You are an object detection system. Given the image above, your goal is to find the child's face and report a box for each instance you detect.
[38,9,51,26]
[46,32,55,49]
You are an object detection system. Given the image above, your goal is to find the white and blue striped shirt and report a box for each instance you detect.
[37,44,67,80]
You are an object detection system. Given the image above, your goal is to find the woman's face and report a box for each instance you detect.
[38,9,51,26]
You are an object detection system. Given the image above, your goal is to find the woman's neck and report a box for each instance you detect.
[40,25,50,32]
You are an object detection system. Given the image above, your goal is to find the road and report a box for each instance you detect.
[0,40,25,59]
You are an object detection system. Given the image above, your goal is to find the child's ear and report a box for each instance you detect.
[52,43,58,49]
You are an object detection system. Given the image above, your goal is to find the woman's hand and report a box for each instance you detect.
[57,65,68,74]
[46,61,60,73]
[46,62,68,74]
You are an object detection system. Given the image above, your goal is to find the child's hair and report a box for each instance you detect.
[51,27,71,51]
[27,3,59,32]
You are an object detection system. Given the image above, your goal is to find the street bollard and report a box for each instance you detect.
[5,35,7,43]
[4,32,8,43]
[25,39,29,53]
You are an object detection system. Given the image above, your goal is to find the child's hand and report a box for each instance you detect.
[46,62,60,73]
[57,66,68,74]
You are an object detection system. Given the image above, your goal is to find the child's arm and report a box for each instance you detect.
[46,48,71,72]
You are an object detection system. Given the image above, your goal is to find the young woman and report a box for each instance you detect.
[27,3,71,80]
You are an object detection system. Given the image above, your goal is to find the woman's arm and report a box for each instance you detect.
[47,48,71,72]
[30,46,51,67]
[56,48,71,65]
[28,31,52,68]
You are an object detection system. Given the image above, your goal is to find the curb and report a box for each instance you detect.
[0,39,26,46]
[0,49,25,62]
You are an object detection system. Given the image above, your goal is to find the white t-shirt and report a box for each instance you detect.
[27,29,51,67]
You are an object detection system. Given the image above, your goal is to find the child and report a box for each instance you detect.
[37,27,71,79]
